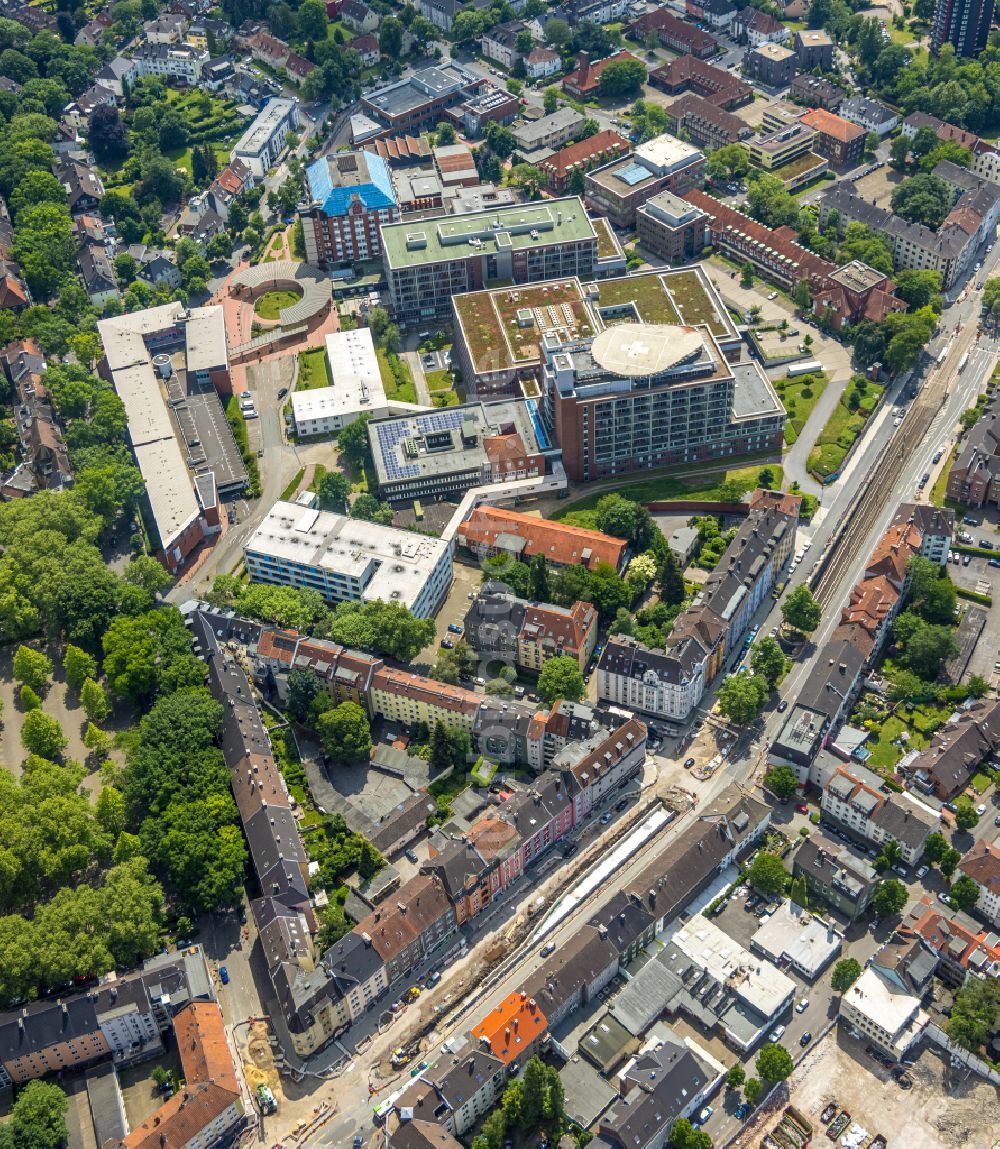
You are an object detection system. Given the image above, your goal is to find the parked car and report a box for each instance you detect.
[541,941,556,957]
[219,966,229,985]
[976,803,987,816]
[795,998,809,1013]
[440,638,454,649]
[278,387,288,399]
[770,1025,785,1042]
[735,1104,750,1120]
[405,849,419,864]
[600,812,612,824]
[684,757,696,768]
[981,539,995,549]
[767,291,778,300]
[795,803,809,814]
[777,700,788,712]
[800,1032,813,1047]
[696,1107,713,1125]
[915,866,928,879]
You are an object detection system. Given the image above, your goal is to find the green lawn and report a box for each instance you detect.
[280,468,306,502]
[859,702,949,772]
[298,347,331,390]
[256,289,302,320]
[377,347,417,404]
[774,372,828,447]
[807,378,884,481]
[554,462,784,529]
[326,19,354,41]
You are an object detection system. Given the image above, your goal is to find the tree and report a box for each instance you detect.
[756,1043,793,1084]
[84,722,112,760]
[537,656,585,703]
[747,852,787,896]
[430,720,453,774]
[874,837,903,873]
[380,15,404,57]
[873,878,908,918]
[21,711,67,759]
[594,493,655,549]
[726,1064,746,1089]
[13,645,52,693]
[123,555,171,600]
[891,172,952,228]
[950,873,980,913]
[746,172,799,229]
[19,685,40,711]
[894,268,943,313]
[3,1080,68,1149]
[598,58,646,98]
[351,493,393,525]
[901,621,958,680]
[907,555,957,623]
[509,164,545,199]
[61,648,97,689]
[831,957,862,993]
[946,977,999,1055]
[317,702,372,764]
[529,553,549,602]
[751,636,785,686]
[922,831,949,867]
[88,103,129,161]
[326,601,434,662]
[96,786,128,838]
[298,0,328,39]
[717,671,768,725]
[782,584,821,633]
[316,470,351,513]
[543,87,559,114]
[338,415,372,469]
[954,796,979,830]
[657,549,685,606]
[744,1078,763,1105]
[287,668,323,724]
[765,764,799,802]
[889,134,910,169]
[940,846,962,881]
[669,1119,711,1149]
[81,677,111,724]
[435,121,456,146]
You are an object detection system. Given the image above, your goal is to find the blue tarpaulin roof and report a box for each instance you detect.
[306,151,397,216]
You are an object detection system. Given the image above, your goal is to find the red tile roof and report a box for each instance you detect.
[457,505,627,571]
[539,130,629,184]
[800,107,865,144]
[563,50,638,95]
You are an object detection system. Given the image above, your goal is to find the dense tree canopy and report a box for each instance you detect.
[537,656,585,703]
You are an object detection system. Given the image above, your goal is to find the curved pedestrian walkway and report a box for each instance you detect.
[229,260,332,330]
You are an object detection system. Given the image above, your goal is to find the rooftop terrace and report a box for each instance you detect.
[593,268,734,341]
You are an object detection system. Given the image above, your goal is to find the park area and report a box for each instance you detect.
[808,376,884,481]
[774,372,828,446]
[553,462,784,530]
[297,347,331,390]
[848,696,950,775]
[256,289,302,321]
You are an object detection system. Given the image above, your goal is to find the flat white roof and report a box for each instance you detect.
[134,438,201,542]
[292,327,387,424]
[244,500,450,610]
[844,968,924,1038]
[635,132,704,177]
[672,917,795,1019]
[751,902,842,977]
[186,306,228,373]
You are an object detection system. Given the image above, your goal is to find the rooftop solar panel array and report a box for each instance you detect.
[375,420,420,480]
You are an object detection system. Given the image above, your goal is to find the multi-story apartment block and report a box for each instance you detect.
[131,40,208,83]
[811,260,907,332]
[584,133,705,228]
[243,501,452,618]
[354,875,456,984]
[380,198,597,320]
[793,27,834,67]
[891,503,954,566]
[747,121,817,170]
[839,95,898,136]
[538,130,630,194]
[542,322,785,483]
[947,391,1000,506]
[648,54,752,109]
[734,4,790,44]
[481,20,534,69]
[932,0,995,56]
[799,107,866,166]
[629,10,717,57]
[789,74,844,110]
[820,765,938,864]
[393,1049,507,1136]
[636,189,709,262]
[743,42,796,87]
[839,968,927,1059]
[599,492,797,722]
[793,835,879,921]
[369,667,481,733]
[957,841,1000,926]
[663,93,753,153]
[232,97,300,178]
[472,992,549,1070]
[516,598,600,672]
[902,896,1000,984]
[300,151,398,269]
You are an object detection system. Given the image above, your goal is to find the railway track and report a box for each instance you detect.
[811,367,951,608]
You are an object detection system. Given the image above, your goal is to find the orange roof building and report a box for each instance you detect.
[799,107,865,166]
[457,505,628,572]
[865,520,922,591]
[472,991,547,1066]
[119,1003,242,1149]
[538,129,630,193]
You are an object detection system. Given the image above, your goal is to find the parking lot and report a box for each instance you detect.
[417,560,483,669]
[851,163,905,212]
[945,520,1000,683]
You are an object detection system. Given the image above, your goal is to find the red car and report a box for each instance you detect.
[795,803,809,814]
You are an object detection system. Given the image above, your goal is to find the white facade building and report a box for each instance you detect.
[244,500,453,617]
[233,97,300,178]
[291,328,390,437]
[839,967,927,1059]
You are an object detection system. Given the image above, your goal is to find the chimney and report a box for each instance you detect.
[577,51,590,87]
